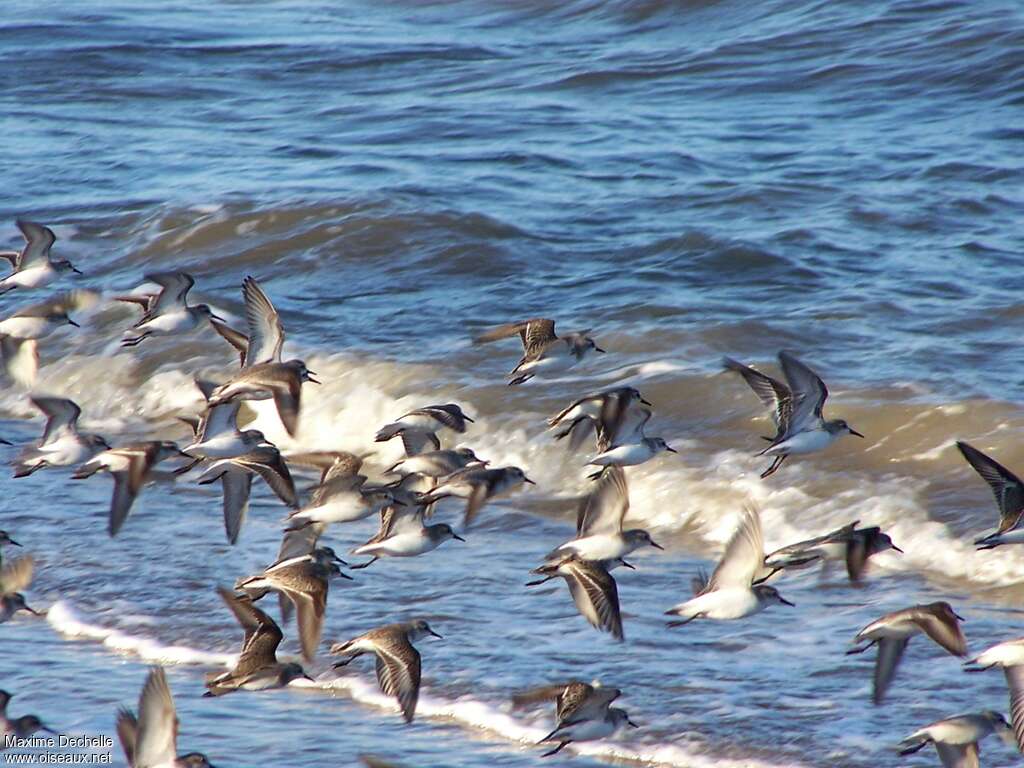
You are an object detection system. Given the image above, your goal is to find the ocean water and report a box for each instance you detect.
[2,0,1024,765]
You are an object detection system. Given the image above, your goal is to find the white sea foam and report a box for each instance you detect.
[46,601,235,667]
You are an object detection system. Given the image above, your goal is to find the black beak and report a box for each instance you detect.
[67,318,80,327]
[850,429,865,438]
[71,266,83,275]
[463,414,475,423]
[523,477,537,485]
[210,312,226,322]
[779,597,796,607]
[627,719,639,728]
[429,630,443,640]
[306,372,321,384]
[337,571,354,580]
[333,556,348,566]
[24,603,42,616]
[9,539,21,547]
[649,540,664,550]
[619,560,636,570]
[40,725,59,735]
[594,346,606,353]
[639,397,652,406]
[452,533,466,542]
[891,545,904,553]
[955,612,966,622]
[665,446,678,453]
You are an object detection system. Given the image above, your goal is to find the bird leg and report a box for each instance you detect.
[350,558,378,570]
[541,741,571,757]
[760,454,787,479]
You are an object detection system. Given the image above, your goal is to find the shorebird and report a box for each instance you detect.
[545,467,662,563]
[539,704,636,757]
[956,441,1024,549]
[0,220,80,296]
[898,711,1013,766]
[350,504,464,569]
[235,551,349,662]
[119,272,223,347]
[512,680,621,722]
[375,404,474,456]
[0,290,95,386]
[416,465,534,527]
[385,447,485,478]
[13,396,110,477]
[197,444,297,544]
[283,461,395,532]
[179,379,266,464]
[72,441,187,536]
[724,352,863,478]
[0,690,58,750]
[330,619,442,723]
[0,555,39,623]
[586,433,675,479]
[210,275,284,367]
[207,360,318,438]
[848,602,968,704]
[760,520,901,582]
[117,667,217,768]
[527,555,623,641]
[473,318,604,385]
[205,587,311,696]
[548,387,651,451]
[964,637,1024,751]
[665,506,794,626]
[0,531,20,557]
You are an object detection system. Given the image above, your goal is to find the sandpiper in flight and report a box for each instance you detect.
[473,318,604,385]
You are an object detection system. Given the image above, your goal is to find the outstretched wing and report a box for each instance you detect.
[723,357,792,439]
[241,276,284,366]
[707,506,764,592]
[576,466,628,535]
[778,351,828,434]
[957,441,1024,533]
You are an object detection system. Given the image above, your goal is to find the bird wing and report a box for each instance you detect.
[462,477,494,528]
[140,272,194,319]
[474,318,556,350]
[241,276,284,366]
[558,683,619,725]
[778,351,829,433]
[133,667,178,768]
[957,441,1024,533]
[31,396,81,444]
[402,404,470,433]
[271,375,302,438]
[218,587,282,671]
[15,220,56,269]
[400,430,440,457]
[565,560,623,641]
[872,637,909,704]
[109,468,143,537]
[845,534,872,582]
[1,337,38,388]
[723,357,792,439]
[576,466,628,535]
[0,555,34,594]
[115,709,138,767]
[374,638,422,723]
[237,448,297,507]
[209,318,249,365]
[280,577,326,663]
[221,470,253,546]
[597,396,651,450]
[914,611,968,657]
[1004,665,1024,753]
[511,682,579,711]
[935,743,978,768]
[707,506,764,591]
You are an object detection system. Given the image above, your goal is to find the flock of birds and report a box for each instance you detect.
[1,219,1024,767]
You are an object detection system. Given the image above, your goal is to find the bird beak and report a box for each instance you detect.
[67,318,80,327]
[333,555,348,565]
[71,266,83,275]
[429,630,443,640]
[463,414,475,423]
[891,544,904,553]
[639,397,652,406]
[337,570,354,580]
[391,497,408,507]
[626,718,639,728]
[302,673,315,682]
[40,725,59,735]
[779,597,796,607]
[9,538,21,547]
[210,312,226,322]
[665,446,678,453]
[594,346,606,353]
[523,477,537,485]
[620,560,636,570]
[306,372,321,384]
[452,533,466,542]
[649,540,664,550]
[24,604,43,616]
[954,612,966,622]
[849,429,865,438]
